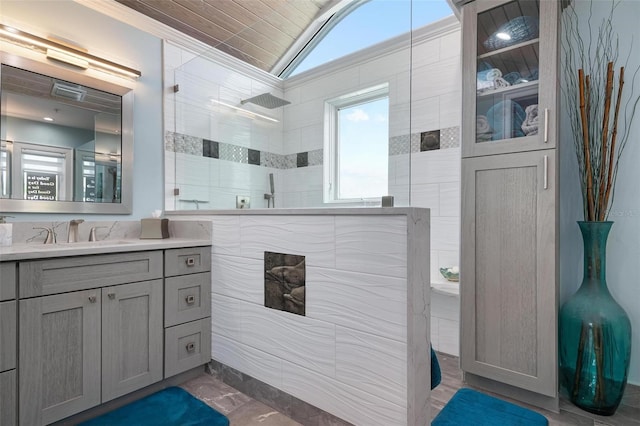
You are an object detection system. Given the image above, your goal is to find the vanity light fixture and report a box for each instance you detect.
[0,24,141,79]
[210,99,279,123]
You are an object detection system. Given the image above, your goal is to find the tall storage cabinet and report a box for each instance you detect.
[460,0,560,410]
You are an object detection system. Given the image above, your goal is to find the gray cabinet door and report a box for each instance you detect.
[461,150,557,399]
[101,279,163,402]
[19,290,101,426]
[0,370,16,426]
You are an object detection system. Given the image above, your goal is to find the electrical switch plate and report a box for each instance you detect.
[236,196,250,209]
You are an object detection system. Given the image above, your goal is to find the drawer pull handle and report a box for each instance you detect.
[88,295,97,303]
[108,293,116,300]
[186,257,196,267]
[186,295,196,305]
[186,342,196,353]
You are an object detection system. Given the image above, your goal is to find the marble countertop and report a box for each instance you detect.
[0,238,211,261]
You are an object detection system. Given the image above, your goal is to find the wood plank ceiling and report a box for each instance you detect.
[115,0,335,73]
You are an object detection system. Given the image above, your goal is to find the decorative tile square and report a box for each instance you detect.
[220,143,248,163]
[248,149,260,165]
[440,126,460,149]
[389,135,410,156]
[411,133,421,153]
[284,154,297,169]
[165,131,176,152]
[308,149,323,166]
[420,130,440,151]
[297,152,308,168]
[203,139,219,158]
[264,251,306,316]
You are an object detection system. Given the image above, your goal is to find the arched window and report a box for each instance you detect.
[280,0,454,78]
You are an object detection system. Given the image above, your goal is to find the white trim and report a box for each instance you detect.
[323,83,390,203]
[284,14,460,88]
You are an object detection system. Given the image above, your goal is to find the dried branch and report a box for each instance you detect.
[597,62,614,220]
[603,67,624,220]
[579,69,595,221]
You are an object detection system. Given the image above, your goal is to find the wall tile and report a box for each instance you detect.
[439,30,462,59]
[411,38,441,69]
[439,182,460,217]
[411,184,440,216]
[439,92,462,130]
[335,327,407,407]
[306,267,407,342]
[437,317,460,357]
[238,216,336,268]
[431,217,460,252]
[281,361,406,426]
[211,333,283,390]
[411,147,461,185]
[335,216,407,277]
[211,216,241,256]
[212,254,264,303]
[212,295,336,376]
[411,57,461,98]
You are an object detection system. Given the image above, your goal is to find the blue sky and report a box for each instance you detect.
[292,0,454,75]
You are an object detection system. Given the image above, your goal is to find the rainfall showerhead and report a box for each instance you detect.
[240,93,290,109]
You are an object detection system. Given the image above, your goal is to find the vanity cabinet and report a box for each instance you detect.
[19,252,164,426]
[460,0,559,411]
[0,262,16,426]
[163,247,212,378]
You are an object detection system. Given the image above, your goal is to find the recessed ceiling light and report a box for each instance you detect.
[43,117,54,122]
[496,32,511,40]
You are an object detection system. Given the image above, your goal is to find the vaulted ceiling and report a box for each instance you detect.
[114,0,339,74]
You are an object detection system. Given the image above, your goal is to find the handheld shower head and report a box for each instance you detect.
[269,173,275,194]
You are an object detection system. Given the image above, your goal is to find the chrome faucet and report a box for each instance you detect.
[67,219,85,243]
[33,227,56,244]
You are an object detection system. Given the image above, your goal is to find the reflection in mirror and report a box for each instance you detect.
[1,64,121,202]
[0,56,133,214]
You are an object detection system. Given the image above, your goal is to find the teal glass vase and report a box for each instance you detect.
[559,221,632,416]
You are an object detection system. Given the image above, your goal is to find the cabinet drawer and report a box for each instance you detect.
[0,263,16,301]
[0,370,16,426]
[164,318,211,378]
[19,251,163,297]
[0,302,15,372]
[165,272,211,327]
[164,247,211,277]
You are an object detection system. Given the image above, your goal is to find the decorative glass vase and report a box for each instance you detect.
[559,221,632,416]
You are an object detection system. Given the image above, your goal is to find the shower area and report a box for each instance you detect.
[163,2,424,211]
[163,2,462,356]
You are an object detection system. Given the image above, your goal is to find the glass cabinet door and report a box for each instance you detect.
[462,0,557,157]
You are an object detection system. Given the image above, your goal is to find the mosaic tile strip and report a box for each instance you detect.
[389,135,410,156]
[167,127,458,170]
[440,126,460,149]
[220,143,248,163]
[410,133,421,153]
[308,149,323,166]
[283,154,297,169]
[260,151,285,169]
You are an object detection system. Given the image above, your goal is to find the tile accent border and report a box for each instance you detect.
[166,126,459,170]
[207,360,352,426]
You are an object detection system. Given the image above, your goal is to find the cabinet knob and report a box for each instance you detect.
[185,295,196,305]
[108,293,116,300]
[186,342,196,353]
[88,295,97,303]
[185,257,196,266]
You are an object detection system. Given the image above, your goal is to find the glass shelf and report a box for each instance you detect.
[475,0,540,144]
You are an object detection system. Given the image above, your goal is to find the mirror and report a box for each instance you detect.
[0,52,133,214]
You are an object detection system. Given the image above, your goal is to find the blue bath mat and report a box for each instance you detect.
[432,388,548,426]
[80,386,229,426]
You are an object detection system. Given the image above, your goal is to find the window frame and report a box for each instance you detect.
[323,83,389,203]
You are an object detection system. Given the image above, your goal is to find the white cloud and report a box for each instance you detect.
[345,108,369,122]
[374,113,387,123]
